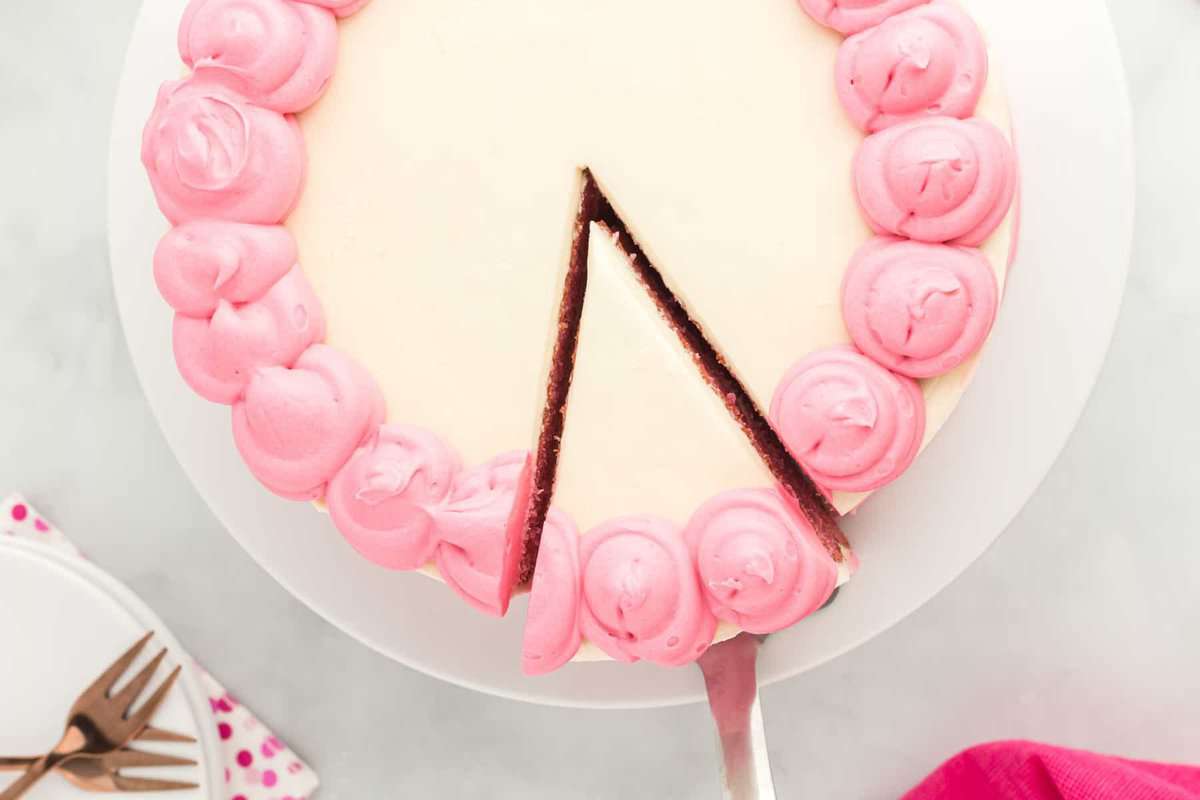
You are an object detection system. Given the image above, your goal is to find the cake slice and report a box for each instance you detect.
[555,225,778,531]
[521,222,852,671]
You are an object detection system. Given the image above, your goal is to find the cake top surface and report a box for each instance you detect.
[289,0,1012,515]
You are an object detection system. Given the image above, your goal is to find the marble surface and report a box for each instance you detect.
[1,1,1197,797]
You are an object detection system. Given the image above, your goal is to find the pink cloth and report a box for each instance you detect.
[905,741,1200,800]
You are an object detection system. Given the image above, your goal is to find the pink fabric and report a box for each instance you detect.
[905,741,1200,800]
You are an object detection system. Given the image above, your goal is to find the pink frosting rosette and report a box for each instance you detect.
[142,79,306,224]
[842,237,998,378]
[326,426,462,571]
[154,221,297,317]
[683,489,840,634]
[770,347,925,493]
[232,344,385,500]
[578,517,717,666]
[798,0,930,36]
[173,266,326,404]
[433,452,531,617]
[854,116,1017,245]
[178,0,339,114]
[835,2,987,132]
[294,0,372,17]
[521,510,584,675]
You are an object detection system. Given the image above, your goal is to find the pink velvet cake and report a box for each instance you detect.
[142,0,1018,673]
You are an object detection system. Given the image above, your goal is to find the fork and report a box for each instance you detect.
[0,633,183,799]
[0,749,197,793]
[0,727,197,793]
[0,725,197,766]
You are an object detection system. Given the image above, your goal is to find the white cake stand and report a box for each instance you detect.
[108,0,1133,708]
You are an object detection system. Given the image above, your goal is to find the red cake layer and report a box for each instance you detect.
[518,173,603,582]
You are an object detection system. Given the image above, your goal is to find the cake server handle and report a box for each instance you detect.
[699,634,777,800]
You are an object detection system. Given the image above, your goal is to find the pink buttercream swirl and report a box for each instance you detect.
[835,2,987,131]
[684,489,840,634]
[855,116,1017,245]
[173,266,326,404]
[178,0,339,113]
[798,0,930,36]
[326,426,462,571]
[154,221,297,317]
[142,79,306,224]
[232,344,385,500]
[521,510,583,675]
[579,517,717,666]
[770,347,925,493]
[325,431,533,617]
[294,0,372,17]
[433,452,531,617]
[842,237,998,378]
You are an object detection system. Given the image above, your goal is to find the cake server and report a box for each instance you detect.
[698,633,776,800]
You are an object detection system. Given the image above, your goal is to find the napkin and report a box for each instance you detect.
[2,494,320,800]
[904,741,1200,800]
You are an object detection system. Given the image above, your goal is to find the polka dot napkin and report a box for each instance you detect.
[2,493,320,800]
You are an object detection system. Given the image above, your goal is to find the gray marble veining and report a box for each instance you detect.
[2,2,1198,797]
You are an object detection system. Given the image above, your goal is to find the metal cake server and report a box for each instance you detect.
[698,633,776,800]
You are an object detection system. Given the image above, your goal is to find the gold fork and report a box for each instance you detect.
[0,748,197,793]
[0,726,197,793]
[0,633,188,799]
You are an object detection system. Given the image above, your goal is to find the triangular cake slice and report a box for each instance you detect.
[521,220,852,671]
[557,224,778,530]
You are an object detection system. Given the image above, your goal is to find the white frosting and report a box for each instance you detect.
[289,0,1014,522]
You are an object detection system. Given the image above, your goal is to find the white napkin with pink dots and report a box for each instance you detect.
[2,494,320,800]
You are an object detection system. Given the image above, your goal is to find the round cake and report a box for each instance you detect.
[142,0,1018,673]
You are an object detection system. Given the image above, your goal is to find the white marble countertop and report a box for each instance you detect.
[2,1,1198,797]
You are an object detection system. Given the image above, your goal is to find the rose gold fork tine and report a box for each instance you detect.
[73,632,154,710]
[124,666,182,733]
[103,749,198,770]
[110,649,167,714]
[137,726,196,744]
[111,774,199,793]
[0,635,185,800]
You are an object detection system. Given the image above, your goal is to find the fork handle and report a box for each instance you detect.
[0,754,58,799]
[0,758,36,772]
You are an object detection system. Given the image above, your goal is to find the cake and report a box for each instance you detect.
[142,0,1018,673]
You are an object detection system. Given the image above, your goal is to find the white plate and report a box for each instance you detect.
[0,538,222,798]
[108,0,1133,708]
